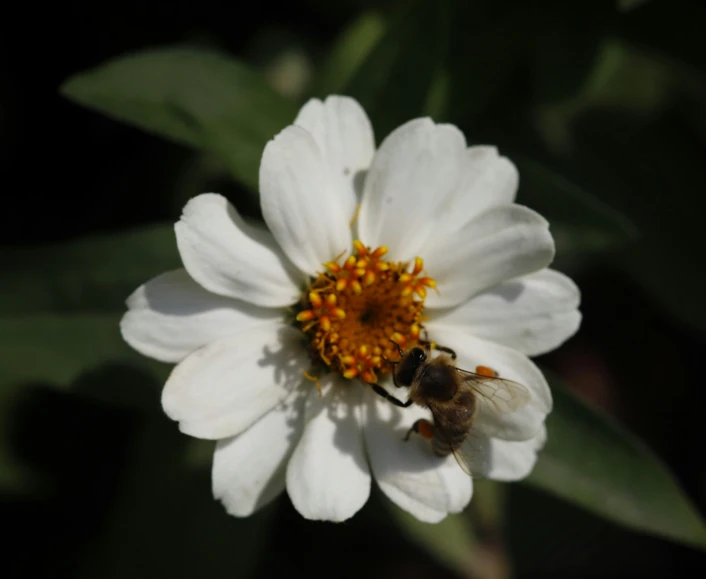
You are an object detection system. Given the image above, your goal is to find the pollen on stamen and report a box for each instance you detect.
[295,240,436,388]
[371,246,388,259]
[353,240,367,256]
[296,310,315,322]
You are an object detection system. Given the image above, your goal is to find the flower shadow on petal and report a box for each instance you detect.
[255,327,309,396]
[142,271,282,322]
[430,280,525,322]
[222,206,303,285]
[352,169,368,207]
[321,385,369,475]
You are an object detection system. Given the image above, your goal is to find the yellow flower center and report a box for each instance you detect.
[295,240,436,384]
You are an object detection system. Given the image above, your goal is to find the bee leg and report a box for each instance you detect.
[404,419,435,442]
[371,384,413,408]
[386,338,404,359]
[418,337,457,360]
[434,344,457,360]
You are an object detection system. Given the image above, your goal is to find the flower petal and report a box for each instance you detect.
[436,146,519,233]
[286,378,370,522]
[260,125,353,277]
[120,269,283,363]
[162,324,308,440]
[466,425,547,481]
[423,327,552,441]
[429,269,581,356]
[423,204,555,309]
[175,193,303,307]
[358,118,467,260]
[294,96,375,218]
[364,387,472,523]
[212,390,306,517]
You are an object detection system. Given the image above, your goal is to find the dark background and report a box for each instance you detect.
[2,1,706,577]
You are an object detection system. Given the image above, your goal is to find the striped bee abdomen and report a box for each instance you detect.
[429,391,476,456]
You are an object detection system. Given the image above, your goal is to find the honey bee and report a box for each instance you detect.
[370,340,531,475]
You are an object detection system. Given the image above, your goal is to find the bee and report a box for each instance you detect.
[370,339,531,475]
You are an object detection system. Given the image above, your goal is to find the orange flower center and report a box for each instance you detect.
[296,240,436,384]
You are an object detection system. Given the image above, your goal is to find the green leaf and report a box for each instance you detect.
[526,380,706,549]
[61,47,298,189]
[387,504,476,577]
[78,415,275,579]
[0,224,178,314]
[0,315,168,493]
[313,11,386,96]
[0,314,168,398]
[514,156,639,271]
[343,1,448,138]
[384,480,510,578]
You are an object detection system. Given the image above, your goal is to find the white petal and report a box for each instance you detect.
[423,327,552,441]
[429,269,581,356]
[286,378,370,522]
[467,425,547,481]
[162,324,308,440]
[120,269,283,363]
[436,146,519,233]
[294,96,375,218]
[175,193,303,307]
[358,118,467,260]
[424,204,555,309]
[364,388,472,523]
[213,390,306,517]
[260,125,353,277]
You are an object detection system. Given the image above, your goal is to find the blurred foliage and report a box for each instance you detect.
[62,48,298,191]
[529,375,706,548]
[3,0,706,577]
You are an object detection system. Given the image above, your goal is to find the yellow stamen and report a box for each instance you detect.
[349,203,361,228]
[303,370,323,396]
[297,310,315,322]
[295,240,437,390]
[372,246,388,258]
[353,240,367,256]
[309,292,323,308]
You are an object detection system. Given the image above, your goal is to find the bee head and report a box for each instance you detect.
[394,347,426,387]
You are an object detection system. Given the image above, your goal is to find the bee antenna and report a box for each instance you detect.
[388,338,403,358]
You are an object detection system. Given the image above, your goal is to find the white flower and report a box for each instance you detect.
[121,96,581,523]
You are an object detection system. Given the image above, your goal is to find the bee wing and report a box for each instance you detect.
[427,409,474,477]
[456,369,531,414]
[451,445,473,477]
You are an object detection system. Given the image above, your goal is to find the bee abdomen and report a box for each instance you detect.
[432,422,471,457]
